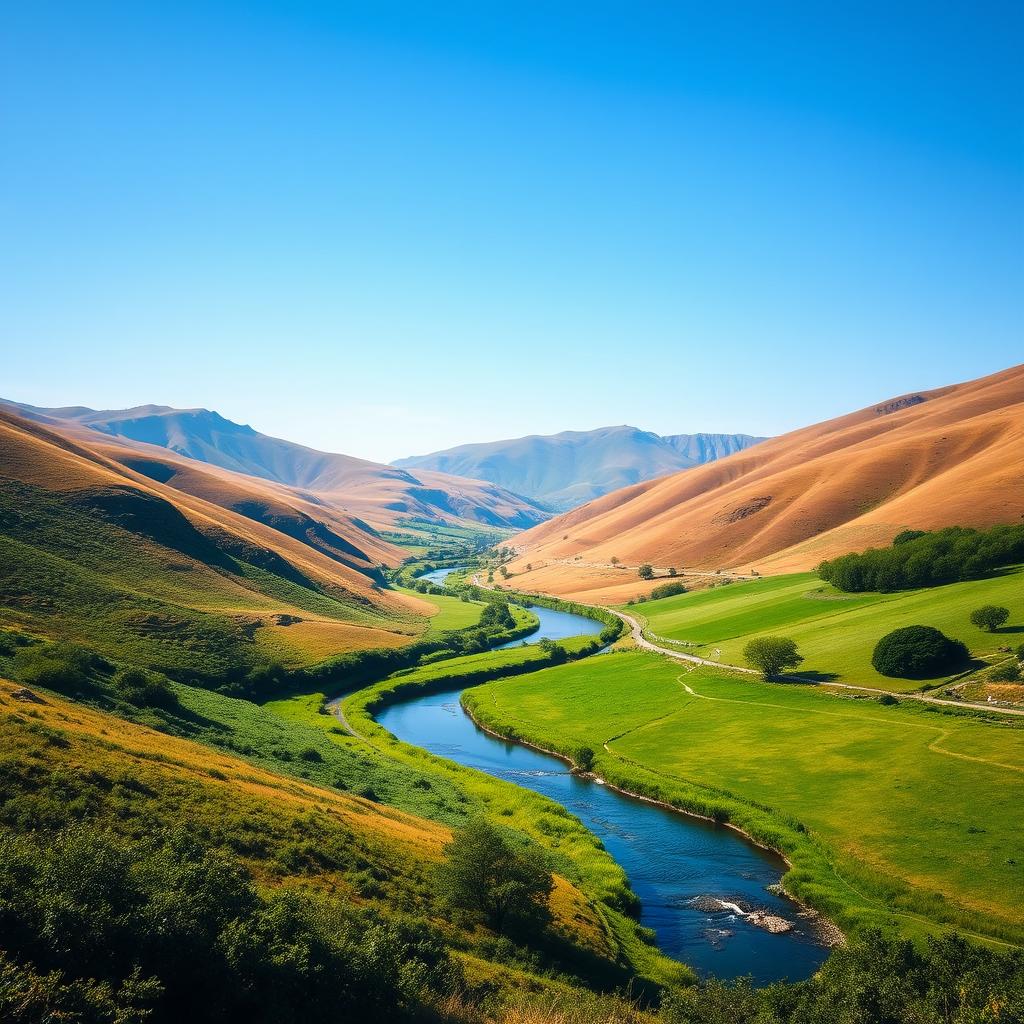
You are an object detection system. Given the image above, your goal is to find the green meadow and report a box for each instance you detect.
[465,651,1024,946]
[627,569,1024,691]
[404,585,488,633]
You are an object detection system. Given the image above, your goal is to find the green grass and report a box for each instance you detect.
[465,651,1024,947]
[331,642,691,990]
[394,584,488,634]
[0,479,419,680]
[628,569,1024,691]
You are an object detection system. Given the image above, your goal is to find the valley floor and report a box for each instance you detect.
[465,652,1024,947]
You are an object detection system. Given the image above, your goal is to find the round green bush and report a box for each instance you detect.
[871,626,969,679]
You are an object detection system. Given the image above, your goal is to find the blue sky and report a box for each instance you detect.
[2,2,1021,463]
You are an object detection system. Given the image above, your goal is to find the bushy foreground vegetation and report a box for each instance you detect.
[659,931,1024,1024]
[0,826,456,1024]
[819,524,1024,593]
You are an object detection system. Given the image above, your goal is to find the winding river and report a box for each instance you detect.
[376,566,829,983]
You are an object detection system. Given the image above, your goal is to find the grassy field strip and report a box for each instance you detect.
[617,607,1024,719]
[672,676,1024,776]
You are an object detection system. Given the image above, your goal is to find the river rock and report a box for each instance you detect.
[689,895,727,913]
[746,912,794,934]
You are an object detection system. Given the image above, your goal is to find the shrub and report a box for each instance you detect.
[989,663,1021,682]
[970,605,1010,632]
[575,747,595,772]
[871,626,969,679]
[113,667,177,708]
[0,629,32,657]
[480,602,515,631]
[649,581,687,601]
[742,637,804,679]
[436,819,552,937]
[14,643,97,695]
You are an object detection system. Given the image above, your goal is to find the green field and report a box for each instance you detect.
[628,569,1024,691]
[395,584,488,634]
[466,651,1024,946]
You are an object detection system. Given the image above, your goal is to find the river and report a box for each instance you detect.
[375,565,829,983]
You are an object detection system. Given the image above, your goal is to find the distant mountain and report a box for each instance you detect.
[2,401,549,531]
[505,364,1024,602]
[393,426,766,511]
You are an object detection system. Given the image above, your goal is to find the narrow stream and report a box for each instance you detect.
[375,566,830,983]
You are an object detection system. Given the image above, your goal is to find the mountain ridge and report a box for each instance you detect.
[393,424,766,510]
[1,399,548,531]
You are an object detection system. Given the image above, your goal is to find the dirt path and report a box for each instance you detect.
[612,609,1024,719]
[327,697,363,739]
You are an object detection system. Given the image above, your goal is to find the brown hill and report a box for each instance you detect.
[505,364,1024,600]
[0,408,437,675]
[4,401,549,531]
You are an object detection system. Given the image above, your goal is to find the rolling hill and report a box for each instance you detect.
[3,400,550,531]
[503,364,1024,601]
[0,407,444,677]
[393,426,766,510]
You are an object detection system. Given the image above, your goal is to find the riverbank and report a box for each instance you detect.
[460,695,846,952]
[332,632,692,991]
[464,651,1024,950]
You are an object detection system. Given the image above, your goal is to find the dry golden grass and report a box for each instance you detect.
[254,617,417,666]
[509,364,1024,598]
[0,408,425,624]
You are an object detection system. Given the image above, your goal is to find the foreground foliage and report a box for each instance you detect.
[660,931,1024,1024]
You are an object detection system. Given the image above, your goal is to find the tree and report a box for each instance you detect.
[436,819,552,936]
[970,605,1010,632]
[638,564,654,580]
[575,746,595,772]
[610,556,620,566]
[871,626,968,679]
[742,636,804,679]
[480,602,515,631]
[668,567,677,577]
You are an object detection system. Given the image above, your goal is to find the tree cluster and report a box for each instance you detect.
[818,524,1024,593]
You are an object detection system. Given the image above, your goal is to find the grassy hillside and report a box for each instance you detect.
[628,569,1024,692]
[0,409,432,682]
[505,363,1024,599]
[0,677,641,1023]
[464,652,1024,946]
